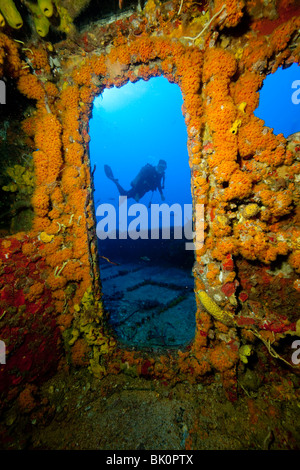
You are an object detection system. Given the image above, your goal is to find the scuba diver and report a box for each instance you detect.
[104,160,167,204]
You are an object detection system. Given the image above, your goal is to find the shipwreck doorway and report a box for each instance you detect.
[89,76,196,349]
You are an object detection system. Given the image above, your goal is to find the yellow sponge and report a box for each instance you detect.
[0,12,5,27]
[38,0,54,18]
[197,290,235,326]
[0,0,23,29]
[26,1,50,37]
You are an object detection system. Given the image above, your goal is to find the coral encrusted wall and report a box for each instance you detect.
[0,0,300,407]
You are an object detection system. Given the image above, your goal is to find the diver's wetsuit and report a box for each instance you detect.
[106,164,165,202]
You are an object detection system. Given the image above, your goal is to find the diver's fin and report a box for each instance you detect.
[104,165,114,180]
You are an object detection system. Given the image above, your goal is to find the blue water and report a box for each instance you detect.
[89,76,192,236]
[254,63,300,138]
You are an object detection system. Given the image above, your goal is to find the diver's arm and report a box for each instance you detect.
[158,184,165,201]
[159,174,165,200]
